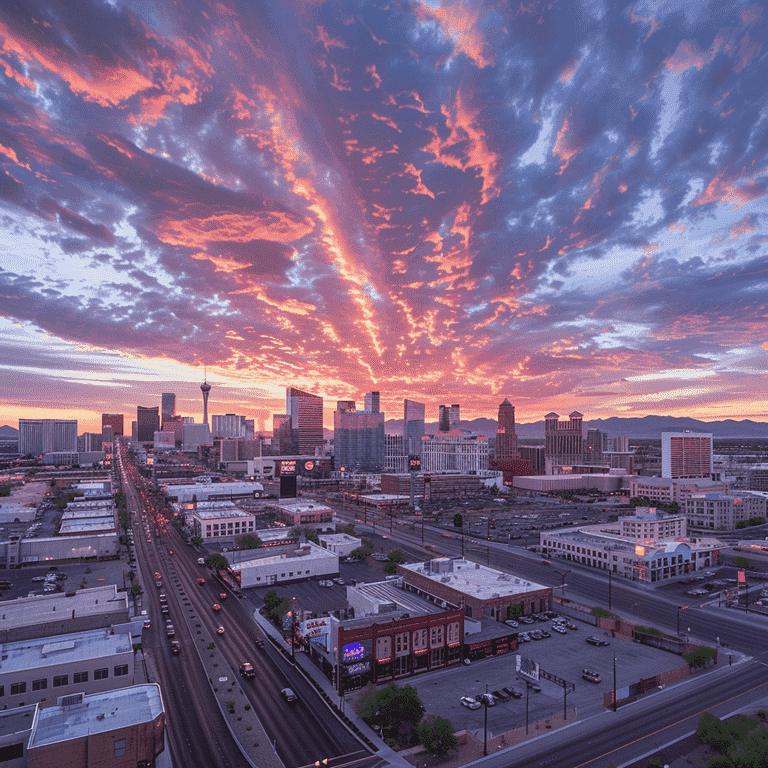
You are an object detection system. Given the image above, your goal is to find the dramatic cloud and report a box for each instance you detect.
[0,0,766,429]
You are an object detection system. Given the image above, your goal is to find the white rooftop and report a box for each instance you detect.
[28,684,163,747]
[190,508,254,520]
[233,542,336,567]
[0,626,132,675]
[278,501,333,514]
[318,533,359,544]
[0,585,127,632]
[402,558,547,599]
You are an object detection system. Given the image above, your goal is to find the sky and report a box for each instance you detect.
[0,0,766,433]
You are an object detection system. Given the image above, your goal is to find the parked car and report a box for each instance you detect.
[503,686,523,699]
[566,621,578,630]
[460,695,481,710]
[586,635,610,646]
[504,619,519,628]
[526,681,542,693]
[239,662,255,679]
[520,616,535,624]
[477,693,497,707]
[492,689,509,702]
[539,630,551,638]
[281,688,298,703]
[518,632,531,642]
[582,668,601,683]
[552,624,567,634]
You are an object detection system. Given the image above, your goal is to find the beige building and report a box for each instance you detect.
[628,476,728,504]
[685,492,768,530]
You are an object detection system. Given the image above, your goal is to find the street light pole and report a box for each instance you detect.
[608,568,612,610]
[291,597,296,663]
[677,605,687,635]
[613,656,617,712]
[476,680,489,756]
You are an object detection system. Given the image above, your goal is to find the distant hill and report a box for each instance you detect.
[383,415,768,441]
[0,425,18,439]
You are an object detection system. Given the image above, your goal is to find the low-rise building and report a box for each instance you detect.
[162,481,263,503]
[0,586,129,643]
[0,626,135,709]
[187,507,257,542]
[26,684,164,768]
[512,472,627,493]
[277,501,334,525]
[399,558,552,621]
[685,492,768,530]
[229,541,338,588]
[628,476,729,504]
[540,508,722,582]
[317,533,360,557]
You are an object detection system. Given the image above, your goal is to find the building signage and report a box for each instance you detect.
[343,642,366,661]
[345,661,370,675]
[408,455,421,472]
[277,460,297,477]
[300,617,331,638]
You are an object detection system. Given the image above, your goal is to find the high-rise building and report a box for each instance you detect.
[101,413,124,438]
[544,412,584,471]
[585,429,608,465]
[182,423,212,451]
[422,432,488,473]
[333,401,385,472]
[211,414,248,438]
[495,398,518,460]
[136,406,160,443]
[273,414,293,455]
[662,432,713,479]
[364,391,380,414]
[161,393,176,423]
[438,404,460,431]
[403,399,425,456]
[286,388,324,455]
[385,434,407,472]
[18,419,78,457]
[201,378,211,428]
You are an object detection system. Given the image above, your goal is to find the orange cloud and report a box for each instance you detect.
[553,108,579,174]
[418,0,493,68]
[730,215,757,239]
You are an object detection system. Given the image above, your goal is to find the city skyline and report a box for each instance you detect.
[1,1,766,429]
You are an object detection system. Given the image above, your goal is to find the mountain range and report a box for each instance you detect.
[383,415,768,440]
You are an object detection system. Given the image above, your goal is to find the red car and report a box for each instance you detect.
[219,592,227,601]
[216,626,225,635]
[212,603,221,611]
[197,578,205,585]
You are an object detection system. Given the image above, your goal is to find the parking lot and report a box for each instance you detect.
[400,616,689,736]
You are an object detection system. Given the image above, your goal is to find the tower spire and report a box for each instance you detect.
[200,370,211,429]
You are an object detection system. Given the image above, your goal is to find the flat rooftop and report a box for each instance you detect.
[233,543,335,567]
[402,558,548,599]
[347,581,443,616]
[0,586,127,632]
[278,501,333,514]
[29,684,163,747]
[191,508,254,520]
[59,519,116,534]
[0,626,132,675]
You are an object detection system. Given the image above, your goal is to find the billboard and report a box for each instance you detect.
[408,455,421,472]
[276,459,297,477]
[300,617,331,639]
[515,654,541,681]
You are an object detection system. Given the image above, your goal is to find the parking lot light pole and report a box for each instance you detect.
[677,605,688,635]
[476,680,489,756]
[613,656,617,712]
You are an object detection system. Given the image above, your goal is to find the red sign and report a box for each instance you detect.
[738,570,746,584]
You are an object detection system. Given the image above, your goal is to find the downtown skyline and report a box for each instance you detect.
[1,0,767,431]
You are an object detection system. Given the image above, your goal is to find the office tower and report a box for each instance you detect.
[661,432,713,479]
[585,429,608,465]
[162,419,184,447]
[244,419,255,439]
[101,413,124,438]
[403,399,425,456]
[364,391,380,414]
[384,434,407,472]
[519,445,545,474]
[333,401,385,472]
[102,425,114,445]
[18,419,78,456]
[286,388,324,455]
[200,377,211,428]
[80,432,103,452]
[422,433,488,472]
[544,411,584,470]
[495,398,518,460]
[161,393,176,423]
[438,404,459,431]
[438,405,450,432]
[211,414,248,438]
[273,414,293,455]
[136,406,160,443]
[182,423,211,451]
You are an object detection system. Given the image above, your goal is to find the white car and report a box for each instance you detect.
[504,619,519,628]
[460,696,481,710]
[552,624,567,634]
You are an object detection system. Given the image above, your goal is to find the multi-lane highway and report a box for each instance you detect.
[119,447,375,768]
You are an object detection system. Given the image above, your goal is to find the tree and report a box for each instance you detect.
[337,523,356,536]
[416,715,456,756]
[357,683,424,748]
[208,553,229,571]
[734,556,750,569]
[453,512,463,528]
[383,561,398,575]
[190,536,204,546]
[729,723,768,768]
[387,549,405,564]
[295,526,319,544]
[238,534,263,550]
[683,646,717,668]
[263,590,291,623]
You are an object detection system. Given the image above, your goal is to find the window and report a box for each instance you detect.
[94,668,109,680]
[74,671,88,684]
[53,675,68,687]
[376,636,391,660]
[430,625,444,646]
[114,738,126,758]
[10,682,26,695]
[114,665,129,677]
[395,632,409,653]
[32,679,48,691]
